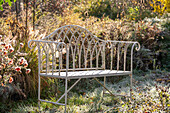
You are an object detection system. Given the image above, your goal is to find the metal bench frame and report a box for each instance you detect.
[28,25,140,112]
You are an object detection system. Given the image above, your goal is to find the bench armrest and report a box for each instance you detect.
[28,40,69,76]
[105,40,140,51]
[103,40,140,72]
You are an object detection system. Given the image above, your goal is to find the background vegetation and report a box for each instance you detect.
[0,0,169,112]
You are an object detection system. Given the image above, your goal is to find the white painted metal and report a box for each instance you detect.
[39,99,65,106]
[28,25,140,112]
[40,70,131,79]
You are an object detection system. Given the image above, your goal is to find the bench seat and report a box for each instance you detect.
[40,70,131,79]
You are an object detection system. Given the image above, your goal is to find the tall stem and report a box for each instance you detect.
[25,0,28,39]
[33,0,36,30]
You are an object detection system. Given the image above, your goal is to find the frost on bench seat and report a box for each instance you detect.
[40,70,131,79]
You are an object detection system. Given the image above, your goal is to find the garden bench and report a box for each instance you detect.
[28,25,140,112]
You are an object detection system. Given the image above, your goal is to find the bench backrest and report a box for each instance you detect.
[32,25,140,74]
[40,25,105,72]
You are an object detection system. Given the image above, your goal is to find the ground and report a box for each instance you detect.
[7,70,169,113]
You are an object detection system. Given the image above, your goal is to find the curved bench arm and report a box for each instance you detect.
[104,40,140,72]
[28,40,69,77]
[131,42,140,72]
[105,40,140,51]
[132,42,140,51]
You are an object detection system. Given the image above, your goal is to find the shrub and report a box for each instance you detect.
[127,6,140,21]
[73,0,157,21]
[126,6,155,21]
[3,9,46,98]
[0,35,31,101]
[73,0,121,20]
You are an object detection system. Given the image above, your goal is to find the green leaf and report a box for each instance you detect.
[0,6,3,11]
[0,0,16,8]
[7,0,11,6]
[0,0,4,5]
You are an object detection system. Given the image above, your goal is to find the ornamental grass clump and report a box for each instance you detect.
[0,35,31,101]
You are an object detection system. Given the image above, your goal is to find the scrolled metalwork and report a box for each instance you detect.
[135,42,141,51]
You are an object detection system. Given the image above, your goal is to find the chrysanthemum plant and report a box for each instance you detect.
[0,35,31,87]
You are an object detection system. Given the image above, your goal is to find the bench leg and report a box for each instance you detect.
[65,78,68,113]
[38,75,41,111]
[130,74,132,100]
[103,76,106,96]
